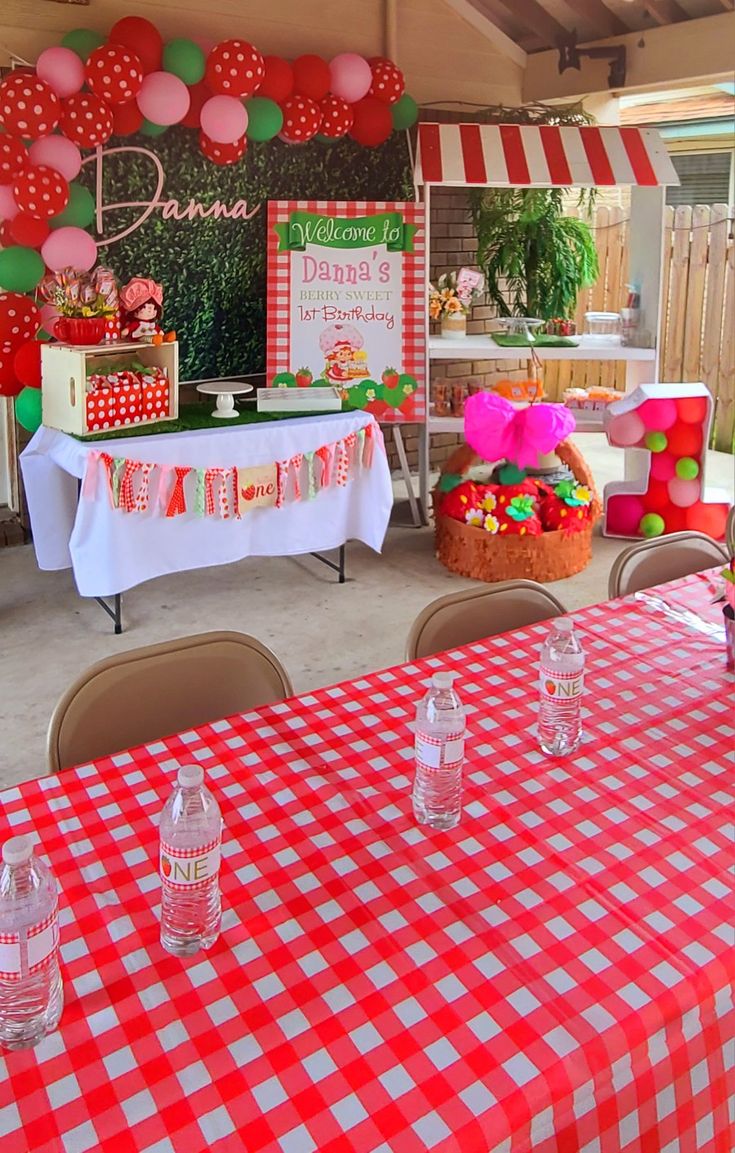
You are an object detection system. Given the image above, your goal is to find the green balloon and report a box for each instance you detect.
[644,430,667,454]
[15,387,42,434]
[391,94,418,131]
[140,119,168,137]
[0,247,44,293]
[640,512,665,538]
[49,183,95,230]
[245,97,283,142]
[61,28,106,61]
[163,38,205,85]
[676,456,699,480]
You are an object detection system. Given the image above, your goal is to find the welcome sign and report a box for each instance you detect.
[267,200,425,423]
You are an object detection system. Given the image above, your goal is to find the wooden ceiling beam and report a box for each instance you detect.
[558,0,629,40]
[477,0,571,49]
[443,0,528,68]
[642,0,689,25]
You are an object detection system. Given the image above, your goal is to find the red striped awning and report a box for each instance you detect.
[414,123,679,188]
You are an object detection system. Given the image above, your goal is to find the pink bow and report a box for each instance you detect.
[464,392,576,470]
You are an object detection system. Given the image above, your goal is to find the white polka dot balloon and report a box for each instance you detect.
[279,95,322,145]
[12,164,69,220]
[0,73,60,138]
[85,44,144,106]
[205,39,264,98]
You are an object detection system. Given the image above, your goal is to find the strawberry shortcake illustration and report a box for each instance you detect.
[319,323,369,384]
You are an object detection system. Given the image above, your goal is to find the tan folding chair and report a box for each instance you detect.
[406,580,567,661]
[47,631,293,772]
[726,506,735,556]
[608,531,728,600]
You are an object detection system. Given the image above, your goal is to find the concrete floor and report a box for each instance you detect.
[1,434,732,790]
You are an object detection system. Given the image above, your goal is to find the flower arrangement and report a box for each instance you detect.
[428,268,484,320]
[39,267,118,319]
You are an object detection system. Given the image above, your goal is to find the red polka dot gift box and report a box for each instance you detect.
[41,341,178,437]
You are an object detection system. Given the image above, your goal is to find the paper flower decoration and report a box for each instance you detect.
[483,513,500,534]
[464,392,576,471]
[465,508,484,527]
[506,495,535,521]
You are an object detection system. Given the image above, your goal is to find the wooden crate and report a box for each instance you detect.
[41,341,179,437]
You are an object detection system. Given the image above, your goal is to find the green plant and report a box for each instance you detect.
[470,187,598,321]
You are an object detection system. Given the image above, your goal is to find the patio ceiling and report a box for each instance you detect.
[455,0,734,54]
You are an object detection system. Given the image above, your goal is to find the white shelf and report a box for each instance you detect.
[428,413,607,435]
[429,337,656,362]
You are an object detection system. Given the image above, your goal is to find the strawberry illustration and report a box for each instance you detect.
[242,484,256,501]
[161,855,172,877]
[382,367,399,390]
[295,366,313,388]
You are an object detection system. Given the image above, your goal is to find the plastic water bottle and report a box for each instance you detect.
[538,618,585,756]
[0,836,63,1050]
[413,672,465,830]
[160,765,222,956]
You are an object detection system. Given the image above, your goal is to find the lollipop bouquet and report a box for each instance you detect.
[39,267,119,344]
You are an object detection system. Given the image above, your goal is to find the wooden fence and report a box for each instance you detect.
[543,203,735,452]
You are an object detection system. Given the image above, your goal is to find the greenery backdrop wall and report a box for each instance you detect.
[78,130,414,382]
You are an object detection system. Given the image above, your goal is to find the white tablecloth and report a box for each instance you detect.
[20,411,392,597]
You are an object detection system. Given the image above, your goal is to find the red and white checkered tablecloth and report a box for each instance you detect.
[1,571,733,1153]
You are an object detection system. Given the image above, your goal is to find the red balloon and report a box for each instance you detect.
[685,501,728,539]
[0,135,29,181]
[676,395,709,425]
[319,94,353,139]
[60,93,114,149]
[663,506,689,534]
[368,58,405,105]
[182,81,211,129]
[13,164,69,220]
[666,422,703,459]
[8,213,50,248]
[292,55,330,101]
[86,44,144,105]
[349,97,392,147]
[643,479,671,514]
[0,293,40,345]
[13,339,42,388]
[206,40,264,98]
[112,101,144,137]
[198,131,247,166]
[0,74,60,138]
[279,95,321,144]
[0,222,14,247]
[258,56,293,103]
[109,16,163,74]
[0,352,22,397]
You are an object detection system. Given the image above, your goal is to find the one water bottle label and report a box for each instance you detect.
[540,667,584,701]
[160,837,221,892]
[416,731,465,770]
[0,911,59,981]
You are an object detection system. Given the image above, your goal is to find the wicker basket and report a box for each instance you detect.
[433,440,601,584]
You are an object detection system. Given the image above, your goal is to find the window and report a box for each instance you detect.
[666,152,733,206]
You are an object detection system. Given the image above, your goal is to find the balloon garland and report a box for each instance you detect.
[0,15,419,428]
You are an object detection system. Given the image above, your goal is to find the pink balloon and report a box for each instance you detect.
[0,184,19,222]
[137,71,190,126]
[39,302,60,332]
[668,477,700,508]
[649,451,676,481]
[639,398,678,431]
[607,410,645,447]
[42,226,97,272]
[329,53,372,103]
[200,95,248,144]
[29,136,82,182]
[606,494,645,537]
[36,46,85,98]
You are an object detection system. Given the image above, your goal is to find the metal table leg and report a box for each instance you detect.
[309,544,346,583]
[94,593,123,634]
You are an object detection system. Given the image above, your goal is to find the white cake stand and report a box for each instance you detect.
[196,381,254,419]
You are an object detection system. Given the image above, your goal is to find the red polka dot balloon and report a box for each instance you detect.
[0,135,28,182]
[0,292,40,345]
[198,131,247,166]
[205,40,264,98]
[368,57,405,104]
[0,73,60,138]
[279,95,322,145]
[318,94,353,140]
[86,44,144,105]
[13,164,69,220]
[60,92,114,149]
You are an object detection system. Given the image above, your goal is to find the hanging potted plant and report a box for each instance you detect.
[470,187,598,328]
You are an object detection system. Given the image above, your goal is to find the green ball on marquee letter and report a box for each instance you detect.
[15,387,42,434]
[163,39,205,85]
[391,94,418,131]
[61,28,106,61]
[675,456,699,480]
[640,512,665,538]
[644,430,667,453]
[140,119,168,137]
[0,247,45,294]
[50,183,95,230]
[245,97,284,142]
